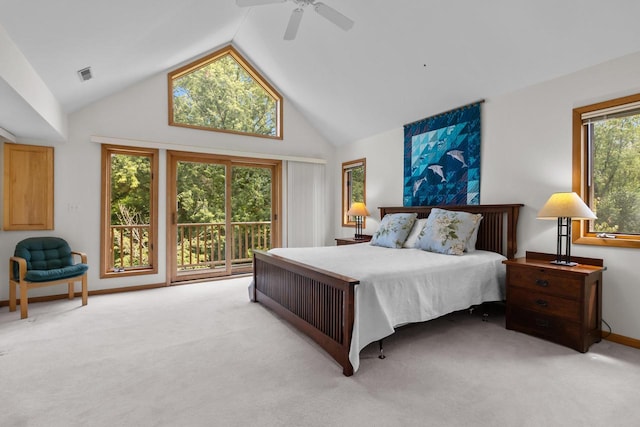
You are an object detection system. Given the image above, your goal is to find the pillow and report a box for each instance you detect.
[465,217,483,252]
[370,213,418,248]
[403,218,427,248]
[415,208,482,255]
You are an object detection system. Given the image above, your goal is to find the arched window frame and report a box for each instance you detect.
[168,45,283,139]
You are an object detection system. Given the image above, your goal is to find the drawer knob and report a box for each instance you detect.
[535,279,549,287]
[535,318,550,328]
[535,299,548,307]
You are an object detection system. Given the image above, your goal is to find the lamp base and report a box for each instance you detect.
[550,260,578,267]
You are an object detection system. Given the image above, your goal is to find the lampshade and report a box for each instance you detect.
[537,192,596,220]
[347,202,370,217]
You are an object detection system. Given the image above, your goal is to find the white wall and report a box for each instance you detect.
[0,24,67,141]
[0,69,336,301]
[335,127,404,235]
[336,51,640,342]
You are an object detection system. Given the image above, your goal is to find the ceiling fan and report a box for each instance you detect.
[236,0,354,40]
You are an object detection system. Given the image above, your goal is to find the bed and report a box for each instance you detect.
[251,204,523,376]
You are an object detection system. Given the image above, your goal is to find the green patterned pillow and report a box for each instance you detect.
[416,208,482,255]
[370,213,418,248]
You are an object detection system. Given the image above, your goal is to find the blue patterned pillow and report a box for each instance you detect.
[415,208,482,255]
[370,213,418,248]
[465,218,483,252]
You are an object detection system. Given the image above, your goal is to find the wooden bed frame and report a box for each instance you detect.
[252,204,523,376]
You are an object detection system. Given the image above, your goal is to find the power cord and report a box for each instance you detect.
[601,318,612,338]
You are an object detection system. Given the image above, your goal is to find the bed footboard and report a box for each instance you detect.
[253,250,359,376]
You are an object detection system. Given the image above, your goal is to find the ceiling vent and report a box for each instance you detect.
[77,66,93,82]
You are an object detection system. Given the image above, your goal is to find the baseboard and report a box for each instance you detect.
[0,274,252,308]
[0,282,167,307]
[603,332,640,349]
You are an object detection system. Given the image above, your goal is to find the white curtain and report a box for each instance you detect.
[285,161,327,247]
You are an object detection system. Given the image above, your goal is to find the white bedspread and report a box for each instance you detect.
[265,243,506,373]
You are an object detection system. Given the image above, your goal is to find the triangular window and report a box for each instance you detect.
[168,45,282,139]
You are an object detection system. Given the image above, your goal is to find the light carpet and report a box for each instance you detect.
[1,277,639,427]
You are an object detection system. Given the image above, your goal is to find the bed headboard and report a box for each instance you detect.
[379,204,523,259]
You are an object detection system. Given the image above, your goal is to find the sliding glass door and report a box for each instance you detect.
[167,151,281,283]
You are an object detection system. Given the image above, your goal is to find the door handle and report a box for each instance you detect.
[535,318,550,328]
[535,279,549,287]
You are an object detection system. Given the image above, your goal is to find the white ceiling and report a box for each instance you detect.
[1,0,640,145]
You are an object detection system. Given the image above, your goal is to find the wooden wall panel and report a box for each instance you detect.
[3,143,54,230]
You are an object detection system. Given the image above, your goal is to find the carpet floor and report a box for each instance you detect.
[1,276,639,427]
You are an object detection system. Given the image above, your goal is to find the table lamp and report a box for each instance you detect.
[537,192,597,266]
[347,202,370,240]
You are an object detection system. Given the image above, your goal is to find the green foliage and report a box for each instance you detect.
[350,165,365,204]
[108,153,274,272]
[176,163,272,224]
[110,154,151,225]
[177,162,226,223]
[231,166,272,222]
[172,54,277,136]
[109,153,153,269]
[174,162,273,270]
[345,164,365,221]
[592,114,640,234]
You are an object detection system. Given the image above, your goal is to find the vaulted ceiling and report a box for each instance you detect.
[1,0,640,145]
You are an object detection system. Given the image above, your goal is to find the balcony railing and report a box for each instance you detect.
[110,221,271,271]
[110,224,150,269]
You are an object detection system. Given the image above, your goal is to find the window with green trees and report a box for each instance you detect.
[167,151,281,282]
[573,93,640,249]
[342,158,366,227]
[101,145,158,277]
[175,162,274,272]
[168,45,282,139]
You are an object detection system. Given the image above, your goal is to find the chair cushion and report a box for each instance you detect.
[15,237,74,269]
[13,237,87,282]
[25,264,88,283]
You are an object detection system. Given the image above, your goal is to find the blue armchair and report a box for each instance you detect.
[9,237,89,319]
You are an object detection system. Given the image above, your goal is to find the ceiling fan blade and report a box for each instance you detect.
[284,8,304,40]
[236,0,286,7]
[313,2,354,31]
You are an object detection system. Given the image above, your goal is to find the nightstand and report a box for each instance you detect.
[503,251,605,352]
[335,235,372,246]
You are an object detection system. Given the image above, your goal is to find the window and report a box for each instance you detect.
[573,92,640,248]
[101,145,159,277]
[342,158,366,227]
[168,45,282,139]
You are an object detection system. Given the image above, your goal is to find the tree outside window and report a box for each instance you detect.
[342,158,366,227]
[573,93,640,248]
[168,45,282,139]
[101,145,158,277]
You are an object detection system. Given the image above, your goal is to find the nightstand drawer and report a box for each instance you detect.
[504,253,604,353]
[508,267,582,299]
[508,287,581,321]
[507,308,582,351]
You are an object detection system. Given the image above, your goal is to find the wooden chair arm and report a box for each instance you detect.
[9,256,28,281]
[71,251,88,264]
